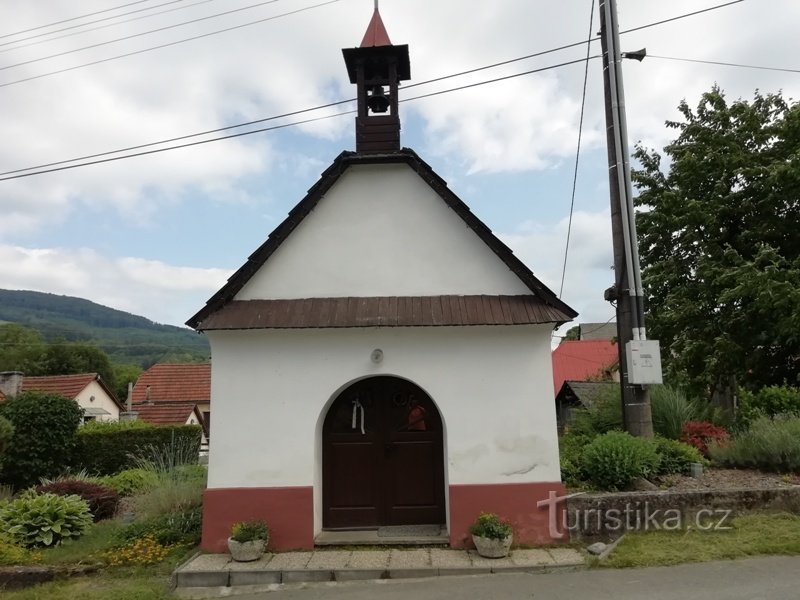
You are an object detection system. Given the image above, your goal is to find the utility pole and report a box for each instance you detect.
[599,0,658,437]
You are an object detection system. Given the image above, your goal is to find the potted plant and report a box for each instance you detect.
[227,520,269,562]
[470,512,513,558]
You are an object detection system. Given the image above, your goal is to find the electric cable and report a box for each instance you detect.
[0,0,341,88]
[0,0,217,52]
[559,0,595,299]
[0,0,161,39]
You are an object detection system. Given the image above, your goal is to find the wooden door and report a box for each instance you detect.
[322,377,445,529]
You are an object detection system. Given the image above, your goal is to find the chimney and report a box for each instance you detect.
[342,4,410,153]
[119,380,139,423]
[0,371,23,398]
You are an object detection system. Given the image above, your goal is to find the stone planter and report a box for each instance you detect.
[227,538,267,562]
[472,533,513,558]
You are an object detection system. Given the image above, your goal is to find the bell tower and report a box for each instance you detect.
[342,2,410,153]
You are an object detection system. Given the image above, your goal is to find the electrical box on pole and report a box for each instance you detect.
[626,340,663,385]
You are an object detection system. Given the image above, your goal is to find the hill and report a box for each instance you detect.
[0,289,209,367]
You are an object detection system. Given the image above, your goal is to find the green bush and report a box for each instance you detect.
[650,386,726,439]
[0,491,93,548]
[117,507,202,547]
[558,434,591,487]
[579,431,661,490]
[709,415,800,472]
[100,468,160,496]
[570,386,623,437]
[0,415,13,466]
[72,421,202,475]
[653,436,705,475]
[133,472,205,520]
[737,386,800,430]
[0,392,83,489]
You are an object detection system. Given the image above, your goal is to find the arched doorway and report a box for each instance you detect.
[322,376,446,529]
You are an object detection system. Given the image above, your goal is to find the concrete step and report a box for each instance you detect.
[173,547,586,595]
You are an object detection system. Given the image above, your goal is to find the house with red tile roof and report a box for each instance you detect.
[17,373,123,423]
[131,363,210,434]
[551,340,620,429]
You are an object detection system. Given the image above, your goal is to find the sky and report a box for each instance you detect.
[1,0,799,339]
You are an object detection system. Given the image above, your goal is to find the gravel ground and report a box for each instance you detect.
[656,468,800,491]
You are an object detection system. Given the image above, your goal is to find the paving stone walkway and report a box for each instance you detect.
[174,546,585,593]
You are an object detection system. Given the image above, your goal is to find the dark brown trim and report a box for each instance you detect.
[196,295,571,330]
[187,150,578,329]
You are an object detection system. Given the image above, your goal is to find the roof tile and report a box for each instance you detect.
[552,340,619,394]
[131,363,210,404]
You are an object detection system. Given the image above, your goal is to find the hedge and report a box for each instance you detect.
[72,421,202,475]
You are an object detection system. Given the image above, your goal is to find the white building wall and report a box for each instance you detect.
[74,381,119,422]
[234,164,531,300]
[206,324,560,499]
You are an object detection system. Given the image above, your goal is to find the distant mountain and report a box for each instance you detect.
[0,289,209,367]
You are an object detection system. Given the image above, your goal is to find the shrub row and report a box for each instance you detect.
[72,421,202,475]
[710,415,800,472]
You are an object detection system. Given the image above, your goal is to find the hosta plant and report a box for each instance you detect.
[0,491,93,548]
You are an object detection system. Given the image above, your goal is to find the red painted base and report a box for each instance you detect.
[202,482,566,551]
[201,487,313,552]
[448,481,567,548]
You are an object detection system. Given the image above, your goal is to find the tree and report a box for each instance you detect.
[0,391,83,489]
[39,341,116,390]
[0,324,46,373]
[563,326,580,341]
[633,87,800,401]
[111,363,142,401]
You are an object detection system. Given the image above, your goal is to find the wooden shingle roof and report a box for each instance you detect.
[188,150,577,330]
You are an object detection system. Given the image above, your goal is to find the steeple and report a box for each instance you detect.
[342,3,410,153]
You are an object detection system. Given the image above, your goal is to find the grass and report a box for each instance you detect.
[37,521,125,566]
[601,513,800,568]
[0,571,175,600]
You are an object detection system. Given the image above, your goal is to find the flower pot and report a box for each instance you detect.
[227,537,267,562]
[472,533,513,558]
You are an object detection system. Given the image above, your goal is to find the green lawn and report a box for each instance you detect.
[1,574,173,600]
[602,512,800,568]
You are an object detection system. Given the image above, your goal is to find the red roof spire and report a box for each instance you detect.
[360,1,392,47]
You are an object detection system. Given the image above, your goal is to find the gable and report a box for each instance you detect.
[236,163,529,300]
[188,150,576,329]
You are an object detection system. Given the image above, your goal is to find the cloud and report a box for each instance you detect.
[499,208,616,329]
[0,245,231,326]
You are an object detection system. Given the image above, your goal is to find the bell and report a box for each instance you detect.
[367,85,390,113]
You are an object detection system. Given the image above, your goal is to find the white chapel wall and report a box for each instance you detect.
[205,324,560,497]
[234,163,531,300]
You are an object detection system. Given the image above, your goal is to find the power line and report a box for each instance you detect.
[0,1,750,176]
[0,0,743,178]
[620,0,745,35]
[0,0,161,39]
[559,0,595,299]
[0,56,601,182]
[0,0,215,52]
[0,0,745,90]
[0,0,342,88]
[0,0,290,72]
[648,54,800,74]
